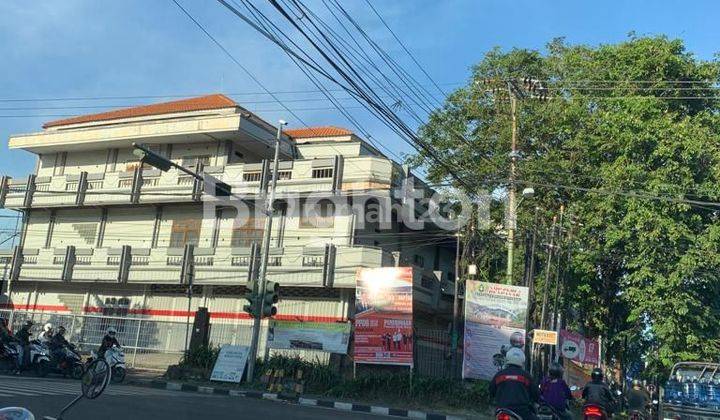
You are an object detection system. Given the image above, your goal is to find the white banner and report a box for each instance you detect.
[210,345,249,383]
[268,320,351,354]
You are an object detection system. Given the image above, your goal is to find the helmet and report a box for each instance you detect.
[505,347,526,368]
[632,379,643,389]
[107,327,117,336]
[591,368,603,382]
[510,331,525,348]
[549,362,564,379]
[22,320,33,329]
[43,323,53,332]
[57,326,66,335]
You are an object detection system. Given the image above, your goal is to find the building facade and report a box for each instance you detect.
[0,94,456,332]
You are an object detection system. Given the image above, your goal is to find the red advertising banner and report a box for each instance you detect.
[560,329,600,365]
[354,267,413,366]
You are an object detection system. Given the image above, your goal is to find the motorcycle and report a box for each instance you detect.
[89,345,126,383]
[628,409,647,420]
[495,408,523,420]
[49,345,84,379]
[537,402,561,420]
[0,342,21,373]
[28,339,52,377]
[582,403,608,420]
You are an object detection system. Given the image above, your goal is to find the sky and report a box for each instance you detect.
[1,0,719,237]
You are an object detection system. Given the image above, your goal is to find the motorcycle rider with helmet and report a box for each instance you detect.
[38,323,54,343]
[625,379,651,418]
[582,368,616,417]
[98,326,120,357]
[489,347,539,420]
[49,325,75,362]
[0,318,21,374]
[540,363,574,420]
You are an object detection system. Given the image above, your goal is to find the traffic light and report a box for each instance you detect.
[243,279,259,318]
[261,281,279,318]
[131,143,173,171]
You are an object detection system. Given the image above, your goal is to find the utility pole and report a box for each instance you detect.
[246,120,286,381]
[505,89,519,285]
[551,206,566,332]
[451,231,461,367]
[539,215,558,330]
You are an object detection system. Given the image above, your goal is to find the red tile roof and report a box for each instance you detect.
[43,94,238,129]
[284,126,353,138]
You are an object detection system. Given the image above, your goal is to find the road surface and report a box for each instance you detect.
[0,375,383,419]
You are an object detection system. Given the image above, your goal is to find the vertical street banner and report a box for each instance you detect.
[462,281,529,380]
[267,320,351,354]
[560,329,600,365]
[354,267,414,366]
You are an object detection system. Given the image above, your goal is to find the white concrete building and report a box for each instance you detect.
[0,94,456,329]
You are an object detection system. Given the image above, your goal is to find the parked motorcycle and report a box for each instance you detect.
[89,345,126,383]
[49,346,84,379]
[495,408,523,420]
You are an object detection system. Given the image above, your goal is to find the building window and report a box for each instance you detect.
[413,255,425,267]
[181,155,211,169]
[312,167,333,179]
[243,172,262,182]
[231,216,264,247]
[300,200,335,228]
[169,219,201,248]
[274,170,292,180]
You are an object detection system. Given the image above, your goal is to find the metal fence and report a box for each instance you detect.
[0,309,272,371]
[0,309,460,377]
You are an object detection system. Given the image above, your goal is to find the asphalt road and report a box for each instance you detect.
[0,376,384,420]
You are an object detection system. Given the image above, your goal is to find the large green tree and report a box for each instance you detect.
[413,36,720,373]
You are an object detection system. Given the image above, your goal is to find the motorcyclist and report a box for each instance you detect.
[489,347,539,420]
[582,368,616,417]
[49,326,75,362]
[15,321,33,368]
[98,327,120,357]
[540,363,574,420]
[0,318,20,374]
[38,322,54,343]
[626,379,651,418]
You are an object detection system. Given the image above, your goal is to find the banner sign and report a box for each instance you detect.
[268,320,351,354]
[354,267,414,366]
[210,345,249,383]
[565,359,593,398]
[462,281,529,380]
[560,329,600,365]
[533,329,558,345]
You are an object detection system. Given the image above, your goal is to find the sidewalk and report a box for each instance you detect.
[125,375,484,420]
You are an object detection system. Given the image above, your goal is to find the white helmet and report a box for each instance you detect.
[107,327,117,335]
[505,347,526,368]
[43,323,53,332]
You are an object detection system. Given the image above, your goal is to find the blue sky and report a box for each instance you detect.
[1,0,719,236]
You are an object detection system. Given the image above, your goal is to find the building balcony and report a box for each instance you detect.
[9,244,391,288]
[0,156,400,210]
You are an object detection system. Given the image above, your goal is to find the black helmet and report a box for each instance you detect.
[591,368,603,382]
[549,363,564,379]
[57,326,66,335]
[23,320,33,329]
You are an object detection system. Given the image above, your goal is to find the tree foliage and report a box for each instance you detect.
[413,36,720,373]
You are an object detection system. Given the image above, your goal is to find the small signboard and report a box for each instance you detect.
[210,345,250,383]
[533,329,558,345]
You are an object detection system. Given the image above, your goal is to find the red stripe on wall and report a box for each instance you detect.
[0,303,70,312]
[80,306,345,323]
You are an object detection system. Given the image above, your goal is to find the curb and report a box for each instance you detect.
[132,379,465,420]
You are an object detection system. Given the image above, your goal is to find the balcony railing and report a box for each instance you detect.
[1,155,399,210]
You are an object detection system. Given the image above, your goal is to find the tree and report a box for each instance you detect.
[412,36,720,374]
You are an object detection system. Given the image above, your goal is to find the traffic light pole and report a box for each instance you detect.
[246,121,285,381]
